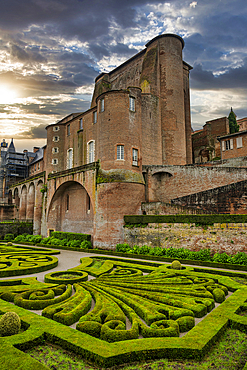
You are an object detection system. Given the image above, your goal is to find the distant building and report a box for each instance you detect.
[217,130,247,160]
[192,117,229,163]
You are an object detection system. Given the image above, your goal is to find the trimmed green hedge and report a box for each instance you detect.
[124,214,247,226]
[50,231,91,242]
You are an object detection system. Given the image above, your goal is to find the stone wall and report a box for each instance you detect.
[0,221,33,239]
[144,164,247,203]
[124,222,247,255]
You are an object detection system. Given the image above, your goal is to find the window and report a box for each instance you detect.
[88,141,95,163]
[38,163,40,170]
[67,148,73,169]
[53,126,59,131]
[86,193,90,213]
[52,158,58,165]
[225,139,233,150]
[129,96,135,112]
[93,111,97,124]
[66,194,69,211]
[132,148,138,166]
[67,124,70,136]
[117,145,124,160]
[100,98,104,112]
[52,147,59,154]
[79,118,83,130]
[53,136,59,142]
[236,137,243,148]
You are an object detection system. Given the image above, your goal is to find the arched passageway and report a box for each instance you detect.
[47,181,93,235]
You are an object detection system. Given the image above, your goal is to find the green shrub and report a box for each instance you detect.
[80,240,92,249]
[139,245,151,255]
[171,260,182,270]
[116,243,131,253]
[4,233,14,241]
[68,240,81,248]
[13,235,26,243]
[6,242,13,246]
[50,231,91,242]
[0,311,21,337]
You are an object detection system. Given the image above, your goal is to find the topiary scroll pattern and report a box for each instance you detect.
[0,252,247,368]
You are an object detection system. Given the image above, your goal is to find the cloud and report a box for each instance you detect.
[0,0,247,139]
[191,60,247,90]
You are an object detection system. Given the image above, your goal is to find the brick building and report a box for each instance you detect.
[217,130,247,160]
[3,33,247,246]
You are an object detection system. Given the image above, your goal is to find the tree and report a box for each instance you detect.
[228,108,239,133]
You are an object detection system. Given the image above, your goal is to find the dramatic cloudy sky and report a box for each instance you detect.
[0,0,246,151]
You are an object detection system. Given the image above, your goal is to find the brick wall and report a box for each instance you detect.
[144,164,247,203]
[172,179,247,214]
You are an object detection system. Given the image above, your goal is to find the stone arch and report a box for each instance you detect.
[151,171,173,202]
[199,148,210,163]
[26,182,35,220]
[19,185,27,220]
[47,180,93,235]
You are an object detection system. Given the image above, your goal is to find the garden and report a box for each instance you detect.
[0,235,247,369]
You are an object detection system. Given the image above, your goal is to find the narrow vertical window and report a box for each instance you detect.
[117,145,124,160]
[87,193,90,213]
[66,194,69,211]
[88,141,95,163]
[93,111,97,124]
[79,118,83,130]
[132,148,138,166]
[100,98,104,112]
[129,96,135,112]
[67,148,73,169]
[67,124,70,136]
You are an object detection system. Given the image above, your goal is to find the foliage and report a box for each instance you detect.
[115,243,247,267]
[80,240,92,249]
[171,260,182,270]
[124,214,247,226]
[0,312,21,336]
[50,231,91,242]
[4,234,14,242]
[228,108,239,134]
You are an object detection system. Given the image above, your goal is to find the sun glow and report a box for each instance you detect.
[0,85,18,104]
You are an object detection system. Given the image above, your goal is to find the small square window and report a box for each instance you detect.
[52,158,58,165]
[117,145,124,160]
[53,126,59,132]
[129,96,135,112]
[53,136,59,142]
[93,111,97,124]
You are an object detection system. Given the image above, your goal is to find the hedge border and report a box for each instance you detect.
[124,214,247,225]
[50,231,91,242]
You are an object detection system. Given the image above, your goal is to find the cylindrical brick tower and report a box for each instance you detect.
[145,34,187,165]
